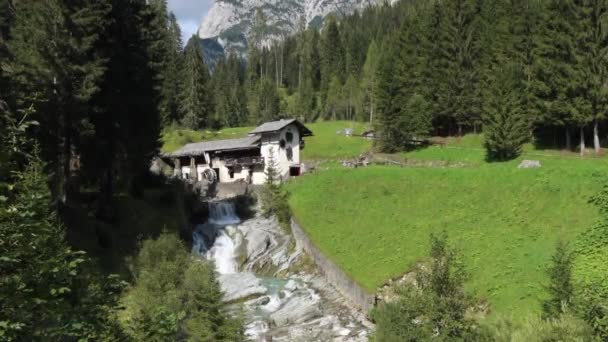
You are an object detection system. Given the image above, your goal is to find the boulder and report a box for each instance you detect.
[518,160,541,169]
[284,279,299,292]
[270,295,322,326]
[218,273,267,302]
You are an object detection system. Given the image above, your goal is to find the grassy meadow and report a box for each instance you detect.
[286,130,608,317]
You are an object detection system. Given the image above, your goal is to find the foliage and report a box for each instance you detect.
[121,233,243,341]
[543,240,575,318]
[487,312,597,341]
[372,234,483,342]
[260,147,292,230]
[483,65,530,161]
[179,36,212,130]
[0,153,125,341]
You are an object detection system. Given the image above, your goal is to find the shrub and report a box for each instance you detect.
[260,147,292,230]
[122,233,243,341]
[371,234,483,341]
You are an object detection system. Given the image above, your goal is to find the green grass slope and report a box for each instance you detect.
[288,137,608,316]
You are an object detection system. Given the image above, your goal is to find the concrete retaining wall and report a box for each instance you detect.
[291,218,376,314]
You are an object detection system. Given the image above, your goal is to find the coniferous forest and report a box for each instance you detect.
[4,0,608,340]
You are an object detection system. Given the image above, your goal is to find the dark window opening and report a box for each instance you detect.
[286,147,293,161]
[286,131,294,143]
[290,166,301,177]
[229,168,235,179]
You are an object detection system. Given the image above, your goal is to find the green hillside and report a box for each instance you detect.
[287,131,608,317]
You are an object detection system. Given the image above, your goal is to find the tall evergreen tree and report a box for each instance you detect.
[375,38,403,152]
[0,153,124,341]
[580,0,608,154]
[483,64,530,161]
[438,0,482,136]
[534,0,589,151]
[8,0,112,204]
[360,40,380,125]
[180,36,212,130]
[320,15,345,113]
[162,12,184,125]
[84,0,160,206]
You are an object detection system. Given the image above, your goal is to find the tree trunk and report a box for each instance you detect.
[594,120,601,154]
[565,126,572,150]
[580,126,585,156]
[369,81,374,126]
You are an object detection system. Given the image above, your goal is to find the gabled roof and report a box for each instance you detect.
[249,119,313,137]
[165,136,260,158]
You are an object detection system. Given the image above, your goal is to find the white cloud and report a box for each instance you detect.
[167,0,214,42]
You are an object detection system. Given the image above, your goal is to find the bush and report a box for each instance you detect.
[488,312,596,342]
[371,234,483,341]
[122,233,243,341]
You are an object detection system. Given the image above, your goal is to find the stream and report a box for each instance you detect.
[192,201,372,341]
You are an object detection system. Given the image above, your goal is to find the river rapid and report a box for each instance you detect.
[192,201,372,341]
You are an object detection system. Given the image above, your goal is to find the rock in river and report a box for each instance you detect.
[218,273,267,302]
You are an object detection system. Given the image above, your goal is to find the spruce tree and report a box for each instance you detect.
[360,40,380,125]
[8,0,112,203]
[483,65,530,161]
[534,0,589,151]
[163,12,184,125]
[179,36,212,130]
[0,153,124,340]
[543,240,575,319]
[84,0,160,205]
[375,38,403,152]
[320,15,345,114]
[580,0,608,154]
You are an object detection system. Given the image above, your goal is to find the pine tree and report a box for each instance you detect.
[580,0,608,154]
[375,38,403,152]
[162,12,184,125]
[483,65,530,161]
[257,78,281,123]
[320,15,345,113]
[8,0,112,203]
[543,240,575,318]
[261,147,291,229]
[0,152,125,340]
[83,0,160,205]
[179,36,212,130]
[534,0,589,151]
[360,40,380,125]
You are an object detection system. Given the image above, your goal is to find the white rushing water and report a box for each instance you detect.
[192,201,371,341]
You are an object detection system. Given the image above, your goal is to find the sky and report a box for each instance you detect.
[167,0,214,43]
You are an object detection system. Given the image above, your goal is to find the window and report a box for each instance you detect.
[286,147,293,161]
[286,131,294,143]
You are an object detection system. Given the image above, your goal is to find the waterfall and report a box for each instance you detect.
[208,231,237,274]
[191,201,241,274]
[209,201,240,226]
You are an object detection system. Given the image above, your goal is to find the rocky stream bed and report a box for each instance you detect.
[192,201,373,341]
